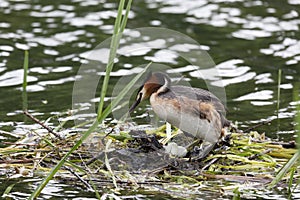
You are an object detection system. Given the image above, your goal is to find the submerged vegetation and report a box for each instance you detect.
[1,0,300,199]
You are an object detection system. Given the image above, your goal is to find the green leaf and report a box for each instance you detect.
[268,151,300,188]
[232,187,240,200]
[2,183,15,198]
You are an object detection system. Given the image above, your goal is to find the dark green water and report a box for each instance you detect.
[0,0,300,199]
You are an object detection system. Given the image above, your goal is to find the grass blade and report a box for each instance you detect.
[268,151,299,188]
[29,120,99,199]
[104,139,118,189]
[30,0,134,198]
[268,84,300,188]
[22,51,29,111]
[113,0,125,35]
[232,187,240,200]
[97,0,133,117]
[277,69,282,131]
[295,83,300,150]
[1,183,15,198]
[120,0,133,32]
[288,167,296,198]
[97,35,121,117]
[30,63,150,198]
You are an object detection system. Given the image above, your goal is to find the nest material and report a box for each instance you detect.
[0,126,298,198]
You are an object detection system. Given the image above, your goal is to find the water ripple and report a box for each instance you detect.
[0,69,37,87]
[232,29,272,40]
[234,90,273,101]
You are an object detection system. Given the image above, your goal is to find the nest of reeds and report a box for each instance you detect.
[1,121,298,199]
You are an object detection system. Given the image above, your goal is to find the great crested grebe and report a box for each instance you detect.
[129,72,230,157]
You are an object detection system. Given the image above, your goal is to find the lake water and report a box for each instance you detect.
[0,0,300,199]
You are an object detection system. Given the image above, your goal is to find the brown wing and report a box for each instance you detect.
[170,86,226,113]
[169,86,230,127]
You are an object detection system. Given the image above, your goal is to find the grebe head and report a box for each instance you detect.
[129,72,171,113]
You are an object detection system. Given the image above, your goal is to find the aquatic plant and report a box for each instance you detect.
[269,84,300,191]
[22,51,28,111]
[29,0,137,198]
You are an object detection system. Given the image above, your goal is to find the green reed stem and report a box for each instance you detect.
[30,0,134,198]
[268,151,300,188]
[276,69,281,131]
[30,62,150,199]
[22,51,29,111]
[269,83,300,188]
[97,0,132,117]
[288,167,296,198]
[295,83,300,150]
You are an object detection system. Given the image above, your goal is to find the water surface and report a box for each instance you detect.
[0,0,300,198]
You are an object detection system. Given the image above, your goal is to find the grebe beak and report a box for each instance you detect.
[129,91,143,113]
[129,72,169,113]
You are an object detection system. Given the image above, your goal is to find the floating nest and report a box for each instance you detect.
[0,123,299,199]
